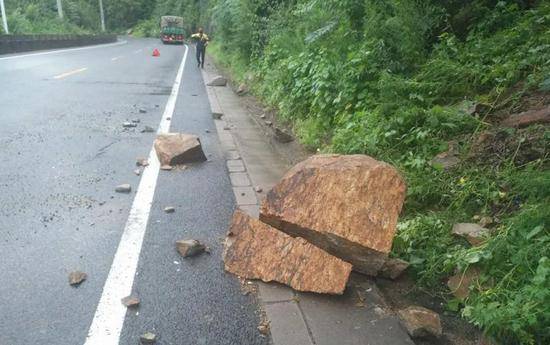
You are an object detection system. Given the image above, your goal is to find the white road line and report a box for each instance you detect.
[83,44,189,345]
[53,67,88,79]
[0,40,127,61]
[111,56,122,61]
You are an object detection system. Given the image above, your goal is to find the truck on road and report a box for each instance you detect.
[160,16,184,44]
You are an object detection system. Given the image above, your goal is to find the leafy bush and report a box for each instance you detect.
[203,1,549,342]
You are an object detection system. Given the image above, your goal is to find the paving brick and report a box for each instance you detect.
[232,186,257,205]
[238,204,260,218]
[225,150,241,160]
[296,280,414,345]
[229,172,251,187]
[264,301,313,345]
[258,282,295,303]
[227,159,245,172]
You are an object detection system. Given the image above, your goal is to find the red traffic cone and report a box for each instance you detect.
[152,48,160,57]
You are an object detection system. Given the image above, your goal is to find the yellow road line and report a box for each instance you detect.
[53,67,88,79]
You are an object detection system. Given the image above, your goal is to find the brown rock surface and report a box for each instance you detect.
[447,267,481,299]
[502,106,550,128]
[398,306,442,338]
[154,133,206,166]
[452,223,489,246]
[224,210,352,294]
[259,154,406,275]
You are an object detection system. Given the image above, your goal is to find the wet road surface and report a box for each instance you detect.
[0,38,267,345]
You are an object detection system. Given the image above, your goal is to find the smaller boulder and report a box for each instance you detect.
[502,106,550,128]
[68,271,87,286]
[121,295,140,308]
[141,126,155,133]
[398,306,442,338]
[237,83,248,95]
[136,158,149,167]
[154,133,207,166]
[164,206,175,213]
[452,223,489,246]
[115,184,131,193]
[176,239,206,258]
[447,267,481,299]
[379,258,409,280]
[140,332,156,344]
[123,122,137,128]
[274,128,293,143]
[207,76,227,87]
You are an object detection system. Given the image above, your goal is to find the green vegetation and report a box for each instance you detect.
[3,0,548,343]
[1,0,102,34]
[201,0,549,343]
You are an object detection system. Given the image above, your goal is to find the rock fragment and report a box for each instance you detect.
[254,186,263,193]
[136,158,149,167]
[160,165,173,171]
[123,122,137,128]
[121,295,140,308]
[398,306,442,338]
[260,154,406,276]
[431,141,460,170]
[141,126,155,133]
[274,127,293,143]
[176,239,206,258]
[207,76,227,86]
[140,332,156,344]
[502,105,550,128]
[115,184,131,193]
[134,168,141,176]
[379,257,409,280]
[224,210,352,294]
[68,271,87,286]
[257,321,270,336]
[237,83,248,95]
[452,223,489,246]
[164,206,175,213]
[139,108,147,114]
[447,267,481,299]
[132,119,141,123]
[154,133,207,166]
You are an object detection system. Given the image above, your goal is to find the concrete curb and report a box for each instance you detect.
[200,57,415,345]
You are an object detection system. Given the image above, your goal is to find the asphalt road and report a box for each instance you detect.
[0,38,267,345]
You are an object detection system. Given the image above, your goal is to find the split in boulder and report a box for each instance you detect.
[224,210,352,294]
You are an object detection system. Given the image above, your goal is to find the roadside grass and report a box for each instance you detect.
[206,1,550,343]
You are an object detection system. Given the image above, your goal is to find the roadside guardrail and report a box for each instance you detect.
[0,34,117,54]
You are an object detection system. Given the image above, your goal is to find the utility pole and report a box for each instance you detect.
[56,0,64,19]
[98,0,105,32]
[0,0,8,34]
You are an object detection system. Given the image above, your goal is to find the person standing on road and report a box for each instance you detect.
[191,28,209,69]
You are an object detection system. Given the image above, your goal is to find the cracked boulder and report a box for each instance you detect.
[154,133,206,166]
[224,210,352,294]
[260,154,406,276]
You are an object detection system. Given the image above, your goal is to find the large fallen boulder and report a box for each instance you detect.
[154,133,206,166]
[260,154,406,276]
[224,210,352,294]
